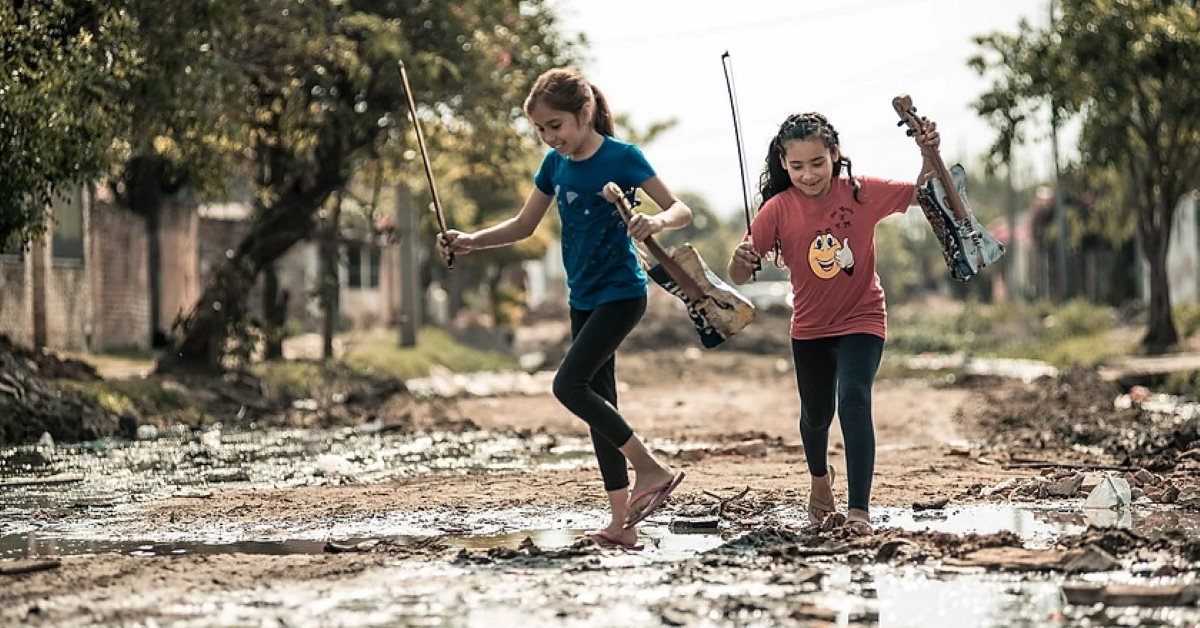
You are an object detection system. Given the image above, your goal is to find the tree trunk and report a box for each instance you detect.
[396,185,419,347]
[128,155,166,347]
[262,262,286,360]
[1143,240,1177,352]
[319,193,342,361]
[160,190,331,372]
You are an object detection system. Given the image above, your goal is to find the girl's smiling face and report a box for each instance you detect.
[780,138,839,199]
[528,101,592,159]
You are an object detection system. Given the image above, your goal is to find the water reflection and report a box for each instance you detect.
[0,428,599,516]
[0,523,725,562]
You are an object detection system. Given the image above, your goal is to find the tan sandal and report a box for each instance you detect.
[845,518,873,536]
[807,467,836,525]
[844,521,873,535]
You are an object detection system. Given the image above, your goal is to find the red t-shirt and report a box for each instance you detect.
[748,176,915,340]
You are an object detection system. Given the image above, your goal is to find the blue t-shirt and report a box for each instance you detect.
[534,136,655,310]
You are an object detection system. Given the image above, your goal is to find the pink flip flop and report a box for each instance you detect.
[582,529,643,550]
[624,471,686,529]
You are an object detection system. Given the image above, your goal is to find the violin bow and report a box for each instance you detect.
[398,60,453,268]
[721,51,759,277]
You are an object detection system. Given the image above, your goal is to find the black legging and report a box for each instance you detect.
[552,296,647,491]
[791,333,885,512]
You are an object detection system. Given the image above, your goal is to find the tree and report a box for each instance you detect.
[111,0,249,345]
[0,2,133,248]
[165,0,578,370]
[971,0,1200,352]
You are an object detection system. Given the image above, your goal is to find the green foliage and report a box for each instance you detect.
[168,1,580,368]
[0,2,134,248]
[875,213,932,303]
[972,0,1200,350]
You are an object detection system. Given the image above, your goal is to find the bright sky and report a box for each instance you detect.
[557,0,1059,218]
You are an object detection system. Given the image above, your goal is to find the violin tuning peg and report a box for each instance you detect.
[896,120,905,127]
[905,129,914,137]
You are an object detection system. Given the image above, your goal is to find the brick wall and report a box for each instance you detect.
[158,198,200,333]
[0,187,204,352]
[44,262,90,350]
[0,255,33,346]
[89,199,151,350]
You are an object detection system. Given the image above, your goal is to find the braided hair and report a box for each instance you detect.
[757,112,861,206]
[523,68,614,136]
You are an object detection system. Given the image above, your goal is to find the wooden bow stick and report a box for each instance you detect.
[398,60,453,268]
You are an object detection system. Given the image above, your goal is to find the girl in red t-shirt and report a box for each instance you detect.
[727,112,938,535]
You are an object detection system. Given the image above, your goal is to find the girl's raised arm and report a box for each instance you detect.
[439,188,553,259]
[628,175,693,241]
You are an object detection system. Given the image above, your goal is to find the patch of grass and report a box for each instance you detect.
[252,361,326,402]
[1175,304,1200,340]
[342,327,516,380]
[56,378,186,417]
[888,298,1129,367]
[250,360,393,403]
[251,327,515,402]
[1015,332,1135,368]
[99,345,156,361]
[61,348,156,380]
[1038,299,1115,343]
[1164,370,1200,398]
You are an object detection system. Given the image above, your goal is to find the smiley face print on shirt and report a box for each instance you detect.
[807,229,855,279]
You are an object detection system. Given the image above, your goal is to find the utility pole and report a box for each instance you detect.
[1049,0,1070,301]
[1006,150,1022,303]
[319,192,342,360]
[396,184,420,347]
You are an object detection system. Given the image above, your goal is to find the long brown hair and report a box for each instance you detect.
[523,68,614,136]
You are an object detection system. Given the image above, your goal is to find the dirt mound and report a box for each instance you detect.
[0,334,100,381]
[973,368,1198,469]
[0,335,126,445]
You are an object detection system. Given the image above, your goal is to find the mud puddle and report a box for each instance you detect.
[0,523,725,561]
[12,529,1198,627]
[6,505,1200,626]
[0,427,600,518]
[902,354,1059,382]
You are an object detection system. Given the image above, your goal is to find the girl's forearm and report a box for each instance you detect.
[656,200,693,231]
[470,217,533,249]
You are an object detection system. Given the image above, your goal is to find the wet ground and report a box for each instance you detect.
[3,350,1200,626]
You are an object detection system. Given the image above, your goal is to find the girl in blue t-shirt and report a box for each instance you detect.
[438,68,691,549]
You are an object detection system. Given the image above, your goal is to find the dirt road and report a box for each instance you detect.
[3,349,1196,626]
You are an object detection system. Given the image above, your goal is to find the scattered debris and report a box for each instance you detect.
[913,497,950,511]
[1062,583,1199,607]
[947,544,1119,573]
[324,540,381,553]
[669,516,720,532]
[0,473,84,488]
[0,559,61,576]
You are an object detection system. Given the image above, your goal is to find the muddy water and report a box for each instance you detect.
[5,426,1200,627]
[0,426,597,516]
[10,522,1197,627]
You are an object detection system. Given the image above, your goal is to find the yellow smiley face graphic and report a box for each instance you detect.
[808,231,842,279]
